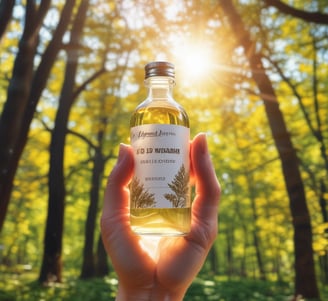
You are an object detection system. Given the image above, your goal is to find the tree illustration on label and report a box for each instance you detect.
[164,164,189,208]
[130,177,156,208]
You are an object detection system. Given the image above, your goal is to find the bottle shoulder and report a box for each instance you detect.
[135,96,181,108]
[130,98,189,127]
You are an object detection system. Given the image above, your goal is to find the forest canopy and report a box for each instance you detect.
[0,0,327,300]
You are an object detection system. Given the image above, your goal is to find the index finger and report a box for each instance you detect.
[102,143,134,220]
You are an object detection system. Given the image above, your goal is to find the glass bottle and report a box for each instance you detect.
[130,61,190,236]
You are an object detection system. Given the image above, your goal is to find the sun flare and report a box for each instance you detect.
[172,39,215,82]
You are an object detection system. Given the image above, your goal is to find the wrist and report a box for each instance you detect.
[115,284,186,301]
[115,284,150,301]
[150,290,185,301]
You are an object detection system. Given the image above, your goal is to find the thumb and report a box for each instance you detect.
[189,133,220,247]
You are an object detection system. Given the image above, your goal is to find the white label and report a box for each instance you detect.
[130,124,190,209]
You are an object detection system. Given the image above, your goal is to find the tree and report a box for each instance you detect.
[39,0,90,284]
[0,0,50,232]
[219,0,319,298]
[267,33,328,283]
[80,129,107,279]
[241,151,266,280]
[0,0,76,233]
[78,5,139,276]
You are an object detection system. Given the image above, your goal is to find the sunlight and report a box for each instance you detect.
[171,39,215,82]
[138,235,161,261]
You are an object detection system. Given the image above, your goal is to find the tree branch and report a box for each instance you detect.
[263,0,328,25]
[73,67,107,99]
[264,54,317,138]
[66,128,97,150]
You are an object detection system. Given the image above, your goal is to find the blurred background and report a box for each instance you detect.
[0,0,327,300]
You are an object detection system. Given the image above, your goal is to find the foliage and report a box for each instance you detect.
[130,177,156,208]
[2,270,327,301]
[164,164,190,208]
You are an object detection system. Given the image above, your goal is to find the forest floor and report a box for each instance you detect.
[0,269,327,301]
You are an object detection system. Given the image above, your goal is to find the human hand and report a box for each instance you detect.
[101,133,220,301]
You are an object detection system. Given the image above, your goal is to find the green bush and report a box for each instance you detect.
[186,278,291,301]
[0,271,326,301]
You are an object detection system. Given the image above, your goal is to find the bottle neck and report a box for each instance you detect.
[145,76,175,99]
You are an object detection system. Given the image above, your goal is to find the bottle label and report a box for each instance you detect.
[130,124,190,209]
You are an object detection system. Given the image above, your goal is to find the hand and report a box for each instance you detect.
[100,133,221,301]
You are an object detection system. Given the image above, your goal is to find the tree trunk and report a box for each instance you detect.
[0,0,51,232]
[80,145,105,278]
[38,99,68,283]
[0,0,75,233]
[0,0,14,40]
[319,180,328,284]
[252,231,266,280]
[219,0,319,298]
[248,182,266,280]
[241,144,266,280]
[38,0,89,284]
[208,245,219,275]
[95,233,110,277]
[225,227,234,279]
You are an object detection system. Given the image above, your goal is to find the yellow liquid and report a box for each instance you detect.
[130,103,189,127]
[130,102,190,236]
[130,208,191,236]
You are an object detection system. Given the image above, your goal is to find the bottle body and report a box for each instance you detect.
[130,63,190,236]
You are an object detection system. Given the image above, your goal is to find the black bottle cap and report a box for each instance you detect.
[145,61,175,79]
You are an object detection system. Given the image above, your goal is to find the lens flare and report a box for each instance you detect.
[172,39,215,81]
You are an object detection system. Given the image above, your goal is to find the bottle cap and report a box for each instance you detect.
[145,61,175,79]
